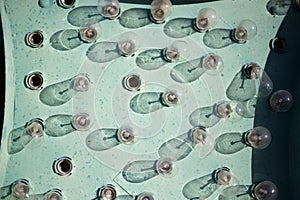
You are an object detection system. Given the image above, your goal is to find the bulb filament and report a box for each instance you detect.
[59,88,69,95]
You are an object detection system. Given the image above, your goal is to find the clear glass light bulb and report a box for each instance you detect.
[183,167,233,199]
[71,74,90,92]
[195,8,218,32]
[269,90,293,112]
[117,32,139,57]
[150,0,172,24]
[232,19,257,43]
[244,126,272,149]
[79,21,101,43]
[71,112,92,131]
[226,63,273,102]
[156,157,175,176]
[252,181,278,200]
[202,53,224,75]
[98,0,120,19]
[12,180,30,199]
[219,180,278,200]
[163,40,190,62]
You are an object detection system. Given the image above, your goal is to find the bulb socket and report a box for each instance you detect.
[269,37,286,54]
[11,179,30,199]
[212,167,231,185]
[57,0,76,9]
[98,185,117,200]
[122,74,141,91]
[53,156,74,176]
[25,31,44,48]
[25,118,44,138]
[230,29,247,44]
[24,71,44,90]
[136,193,155,200]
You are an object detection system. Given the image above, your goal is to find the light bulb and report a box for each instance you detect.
[244,126,271,149]
[34,188,63,200]
[232,19,257,43]
[156,157,175,176]
[183,167,233,199]
[136,192,156,200]
[189,101,233,128]
[226,63,273,102]
[202,53,224,75]
[71,74,90,92]
[219,181,278,200]
[163,40,190,62]
[71,112,92,131]
[130,90,178,114]
[215,126,271,155]
[194,8,218,32]
[79,21,101,43]
[158,127,213,161]
[252,181,278,200]
[7,118,44,154]
[86,128,135,151]
[117,32,139,57]
[98,0,120,19]
[99,185,117,200]
[40,74,91,106]
[12,180,31,199]
[269,90,293,112]
[150,0,172,24]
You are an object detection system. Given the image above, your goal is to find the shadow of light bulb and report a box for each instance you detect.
[45,114,75,137]
[266,0,292,16]
[183,167,235,200]
[87,31,139,63]
[150,0,172,24]
[226,63,273,102]
[194,8,218,32]
[67,6,106,27]
[50,22,101,51]
[203,19,257,49]
[7,118,44,155]
[163,7,217,38]
[269,90,293,112]
[122,157,176,183]
[214,126,271,155]
[158,127,214,161]
[129,90,179,114]
[40,74,90,106]
[189,101,233,128]
[236,97,257,118]
[98,0,121,19]
[219,180,278,200]
[136,40,189,70]
[119,8,152,29]
[86,127,135,151]
[170,53,223,83]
